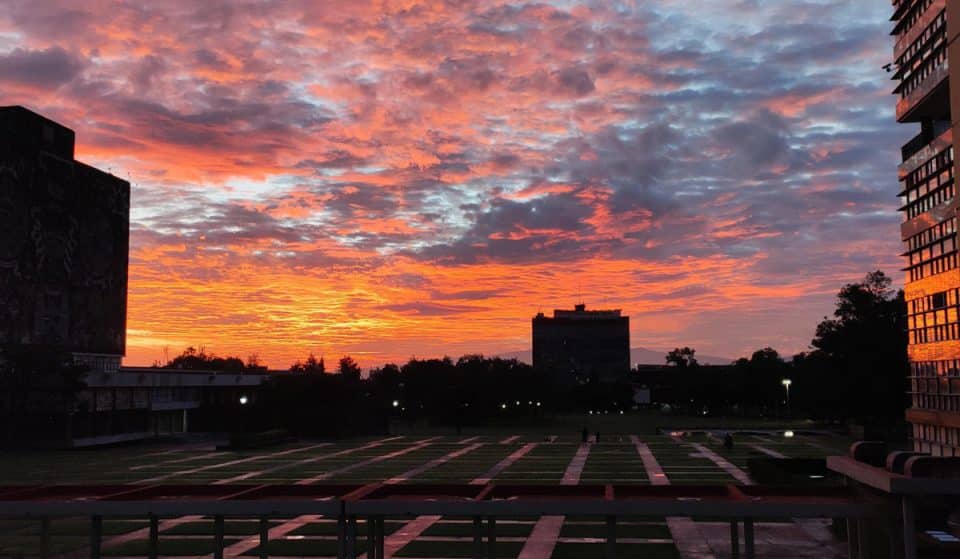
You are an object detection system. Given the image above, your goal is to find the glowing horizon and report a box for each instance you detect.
[0,1,905,369]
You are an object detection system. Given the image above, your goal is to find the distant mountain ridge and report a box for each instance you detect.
[496,347,733,366]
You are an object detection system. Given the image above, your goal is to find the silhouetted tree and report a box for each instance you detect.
[801,270,908,421]
[163,346,247,372]
[666,347,698,368]
[338,356,361,381]
[290,353,326,374]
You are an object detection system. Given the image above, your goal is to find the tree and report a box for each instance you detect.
[290,354,326,374]
[666,347,698,369]
[806,270,907,421]
[338,356,361,381]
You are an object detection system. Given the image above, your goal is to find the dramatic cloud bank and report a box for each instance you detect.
[0,0,906,367]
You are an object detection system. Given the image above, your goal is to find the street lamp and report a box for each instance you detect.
[239,395,248,405]
[781,378,792,403]
[392,400,399,408]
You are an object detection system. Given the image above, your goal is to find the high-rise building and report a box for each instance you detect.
[892,1,960,456]
[532,304,630,383]
[0,106,129,372]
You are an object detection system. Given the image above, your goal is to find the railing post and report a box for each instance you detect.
[605,515,616,559]
[40,517,51,559]
[337,515,347,559]
[90,515,102,559]
[744,518,754,559]
[214,515,224,559]
[376,517,385,559]
[486,516,496,559]
[366,516,376,559]
[148,514,159,559]
[473,516,483,559]
[259,515,269,559]
[730,519,739,559]
[347,515,358,559]
[903,497,917,559]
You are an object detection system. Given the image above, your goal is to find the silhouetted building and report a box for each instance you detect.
[532,304,630,383]
[0,106,129,372]
[892,2,960,456]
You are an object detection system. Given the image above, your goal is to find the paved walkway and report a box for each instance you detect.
[471,443,537,485]
[748,444,786,459]
[689,442,752,485]
[295,437,440,484]
[138,442,331,483]
[128,450,226,471]
[214,437,403,484]
[685,439,845,558]
[516,443,591,559]
[384,443,484,484]
[499,435,521,444]
[633,436,715,559]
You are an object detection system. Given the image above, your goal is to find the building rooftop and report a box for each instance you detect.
[536,304,624,320]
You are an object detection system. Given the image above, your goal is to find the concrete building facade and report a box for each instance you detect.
[532,304,630,383]
[0,105,129,372]
[893,0,960,456]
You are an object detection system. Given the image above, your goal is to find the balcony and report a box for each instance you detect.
[900,121,951,163]
[897,58,950,122]
[894,0,945,60]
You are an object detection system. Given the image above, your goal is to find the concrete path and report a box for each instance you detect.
[295,437,440,484]
[471,443,537,485]
[685,439,844,558]
[689,442,753,485]
[384,443,484,484]
[516,443,591,559]
[214,437,403,484]
[748,444,787,459]
[499,435,521,444]
[561,443,590,485]
[128,450,226,471]
[633,436,716,559]
[456,436,480,444]
[137,442,331,483]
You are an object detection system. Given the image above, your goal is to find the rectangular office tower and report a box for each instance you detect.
[893,1,960,456]
[532,304,630,384]
[0,106,129,372]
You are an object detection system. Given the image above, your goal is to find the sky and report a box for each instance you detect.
[0,0,908,368]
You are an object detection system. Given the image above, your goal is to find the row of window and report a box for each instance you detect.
[897,9,947,99]
[909,289,960,344]
[906,234,955,267]
[913,392,960,412]
[912,359,960,377]
[907,251,957,281]
[905,216,955,253]
[901,144,953,196]
[910,286,960,314]
[913,423,960,457]
[905,180,954,219]
[895,0,937,38]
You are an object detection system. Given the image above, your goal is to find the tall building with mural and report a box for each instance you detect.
[0,105,130,372]
[892,1,960,456]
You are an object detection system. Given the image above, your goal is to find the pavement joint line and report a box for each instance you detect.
[128,450,228,471]
[516,442,591,559]
[213,437,404,484]
[635,435,717,559]
[471,443,537,485]
[384,443,485,484]
[687,442,753,485]
[748,444,787,459]
[222,437,445,558]
[136,442,333,484]
[295,436,441,485]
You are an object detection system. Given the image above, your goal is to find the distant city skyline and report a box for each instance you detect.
[0,1,904,368]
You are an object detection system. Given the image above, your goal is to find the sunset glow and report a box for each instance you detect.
[0,1,906,368]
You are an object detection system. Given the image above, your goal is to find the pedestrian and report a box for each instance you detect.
[595,431,601,444]
[581,427,588,443]
[723,433,734,449]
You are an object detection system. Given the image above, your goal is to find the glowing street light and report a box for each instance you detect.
[392,400,400,408]
[781,378,792,403]
[239,395,248,405]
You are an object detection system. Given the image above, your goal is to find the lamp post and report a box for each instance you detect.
[781,378,792,404]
